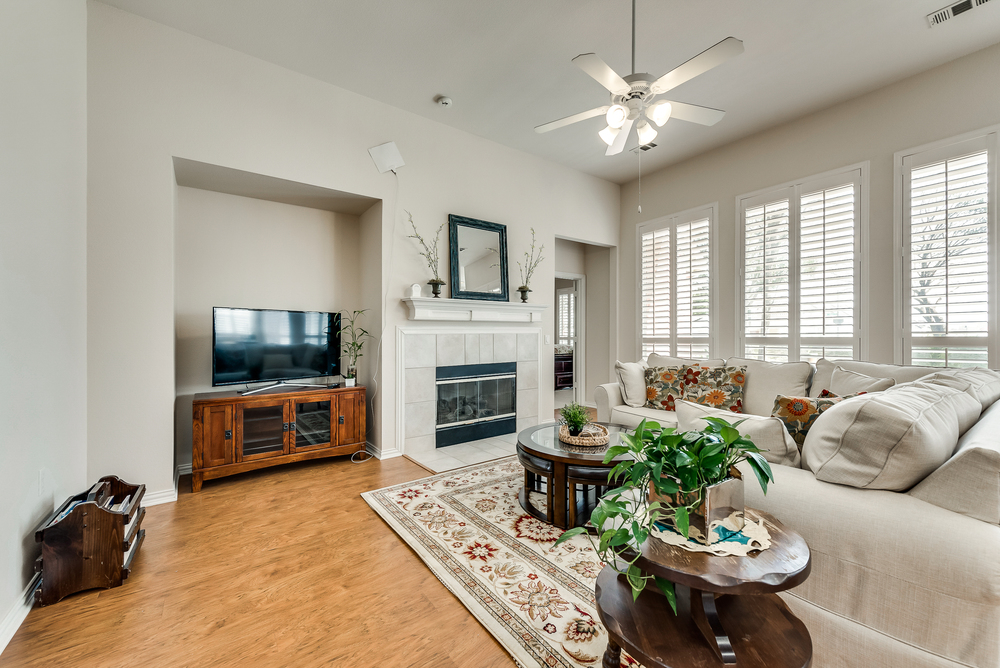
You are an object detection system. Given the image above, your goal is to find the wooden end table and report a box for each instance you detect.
[515,422,632,530]
[596,507,812,668]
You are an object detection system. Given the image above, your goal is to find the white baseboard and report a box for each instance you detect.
[144,486,178,506]
[368,440,401,460]
[0,573,40,654]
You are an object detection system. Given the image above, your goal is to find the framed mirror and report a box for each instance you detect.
[448,214,509,301]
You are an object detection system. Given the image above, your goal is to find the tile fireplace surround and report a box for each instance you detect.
[398,328,541,472]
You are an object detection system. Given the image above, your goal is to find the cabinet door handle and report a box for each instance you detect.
[290,422,296,431]
[225,430,232,440]
[283,422,289,431]
[339,416,345,425]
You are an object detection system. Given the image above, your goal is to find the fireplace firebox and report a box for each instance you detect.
[436,362,516,447]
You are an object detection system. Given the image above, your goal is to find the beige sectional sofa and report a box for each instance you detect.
[596,356,1000,668]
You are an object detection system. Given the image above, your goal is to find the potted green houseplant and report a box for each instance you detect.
[554,416,774,611]
[559,402,590,437]
[340,309,372,387]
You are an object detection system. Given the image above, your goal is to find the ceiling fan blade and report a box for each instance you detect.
[572,53,631,95]
[649,37,744,95]
[534,106,610,134]
[606,118,634,156]
[661,100,726,126]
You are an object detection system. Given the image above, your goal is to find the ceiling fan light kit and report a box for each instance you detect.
[534,0,743,156]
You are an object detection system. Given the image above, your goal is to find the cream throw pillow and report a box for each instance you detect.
[829,366,895,395]
[725,357,813,417]
[802,382,980,490]
[614,360,647,408]
[647,354,725,368]
[676,400,800,468]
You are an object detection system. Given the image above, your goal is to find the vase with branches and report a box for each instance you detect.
[340,309,372,387]
[407,211,446,297]
[516,228,544,302]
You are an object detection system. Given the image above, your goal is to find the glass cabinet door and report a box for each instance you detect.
[239,400,287,460]
[293,399,333,450]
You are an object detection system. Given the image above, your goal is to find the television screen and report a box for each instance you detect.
[212,307,341,386]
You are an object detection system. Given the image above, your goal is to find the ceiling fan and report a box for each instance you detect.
[535,0,744,156]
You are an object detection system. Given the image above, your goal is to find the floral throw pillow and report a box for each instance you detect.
[684,365,747,413]
[644,365,689,411]
[771,394,845,450]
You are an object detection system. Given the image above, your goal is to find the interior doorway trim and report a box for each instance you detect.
[555,271,587,406]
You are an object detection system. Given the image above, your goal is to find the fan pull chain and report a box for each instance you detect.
[637,149,642,214]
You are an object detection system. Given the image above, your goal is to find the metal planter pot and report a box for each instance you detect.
[649,470,745,545]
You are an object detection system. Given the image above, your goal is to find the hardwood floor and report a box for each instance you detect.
[1,457,515,668]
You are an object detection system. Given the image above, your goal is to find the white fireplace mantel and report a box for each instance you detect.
[401,297,547,323]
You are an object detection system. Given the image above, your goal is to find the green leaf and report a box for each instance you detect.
[653,576,678,615]
[721,425,740,445]
[747,452,774,495]
[552,527,587,548]
[626,564,645,601]
[653,477,679,495]
[609,528,632,547]
[674,505,689,539]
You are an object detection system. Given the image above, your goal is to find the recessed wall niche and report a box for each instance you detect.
[172,159,381,471]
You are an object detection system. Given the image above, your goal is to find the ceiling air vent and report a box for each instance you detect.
[927,0,992,26]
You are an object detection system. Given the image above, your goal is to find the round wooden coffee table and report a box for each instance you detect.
[595,508,812,668]
[515,422,632,530]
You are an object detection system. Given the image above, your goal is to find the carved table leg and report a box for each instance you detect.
[691,588,737,666]
[602,638,622,668]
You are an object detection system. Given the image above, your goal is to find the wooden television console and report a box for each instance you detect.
[192,385,366,492]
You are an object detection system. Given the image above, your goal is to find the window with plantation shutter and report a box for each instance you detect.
[556,288,575,347]
[738,166,866,363]
[638,206,714,359]
[899,131,997,368]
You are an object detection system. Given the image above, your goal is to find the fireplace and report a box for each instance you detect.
[436,362,517,447]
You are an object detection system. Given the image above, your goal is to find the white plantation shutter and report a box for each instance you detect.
[902,134,996,368]
[639,207,714,359]
[556,289,576,346]
[739,167,864,362]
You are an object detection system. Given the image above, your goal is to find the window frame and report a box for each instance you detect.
[894,127,999,367]
[635,202,719,360]
[735,162,870,362]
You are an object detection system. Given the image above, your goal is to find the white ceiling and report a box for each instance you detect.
[97,0,1000,184]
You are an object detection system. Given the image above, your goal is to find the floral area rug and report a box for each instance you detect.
[362,456,640,668]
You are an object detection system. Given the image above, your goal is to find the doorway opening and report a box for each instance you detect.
[554,273,584,410]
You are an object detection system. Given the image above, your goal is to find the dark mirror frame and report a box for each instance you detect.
[448,214,509,302]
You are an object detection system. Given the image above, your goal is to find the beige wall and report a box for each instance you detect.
[555,238,586,275]
[585,246,614,403]
[86,2,620,494]
[619,41,1000,364]
[173,186,362,468]
[0,0,87,642]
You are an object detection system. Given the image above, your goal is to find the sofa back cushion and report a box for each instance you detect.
[921,368,1000,413]
[802,381,980,490]
[809,358,942,397]
[677,400,800,467]
[725,357,812,417]
[647,354,725,368]
[829,366,895,395]
[614,361,647,408]
[908,399,1000,524]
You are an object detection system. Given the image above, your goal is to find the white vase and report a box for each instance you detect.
[345,377,356,387]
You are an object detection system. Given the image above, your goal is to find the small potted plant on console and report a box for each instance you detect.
[340,309,372,387]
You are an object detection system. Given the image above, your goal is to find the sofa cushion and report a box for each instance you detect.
[802,382,980,490]
[610,404,678,430]
[771,394,847,451]
[909,398,1000,524]
[682,365,747,412]
[923,368,1000,413]
[886,377,980,436]
[829,366,895,395]
[643,365,689,411]
[614,360,647,408]
[647,354,725,368]
[810,359,942,398]
[726,357,813,417]
[740,461,1000,668]
[677,400,799,467]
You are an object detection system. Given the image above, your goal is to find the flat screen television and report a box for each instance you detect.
[212,307,341,386]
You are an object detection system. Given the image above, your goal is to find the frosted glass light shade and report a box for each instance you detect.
[647,101,673,127]
[636,120,657,145]
[606,105,628,129]
[598,125,619,146]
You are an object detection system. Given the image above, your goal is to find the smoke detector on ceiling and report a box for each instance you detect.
[435,95,453,107]
[927,0,992,26]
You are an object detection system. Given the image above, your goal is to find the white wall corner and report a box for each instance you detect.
[368,440,402,460]
[0,573,41,654]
